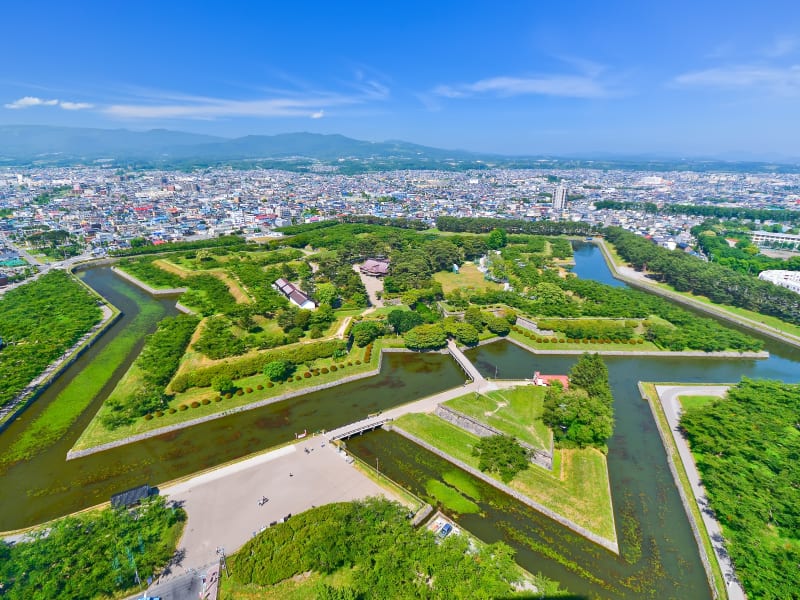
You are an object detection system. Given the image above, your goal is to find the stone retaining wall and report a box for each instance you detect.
[434,404,552,470]
[638,382,720,599]
[391,426,619,554]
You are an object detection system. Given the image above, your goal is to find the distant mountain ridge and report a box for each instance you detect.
[0,125,798,172]
[0,125,478,164]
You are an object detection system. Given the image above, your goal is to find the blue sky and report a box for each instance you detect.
[2,0,800,158]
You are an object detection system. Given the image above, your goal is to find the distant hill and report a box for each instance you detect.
[0,125,479,165]
[0,125,798,173]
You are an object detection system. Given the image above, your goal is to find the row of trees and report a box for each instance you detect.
[680,379,800,599]
[595,200,800,224]
[542,353,614,448]
[605,227,800,326]
[435,215,598,235]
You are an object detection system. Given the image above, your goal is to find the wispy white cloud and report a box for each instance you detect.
[430,63,616,101]
[4,96,59,109]
[59,101,94,110]
[4,96,95,110]
[104,81,389,120]
[673,64,800,96]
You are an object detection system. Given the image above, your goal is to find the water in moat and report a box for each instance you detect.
[346,243,800,599]
[4,247,799,597]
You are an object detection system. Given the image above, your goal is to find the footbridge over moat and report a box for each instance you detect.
[446,340,486,383]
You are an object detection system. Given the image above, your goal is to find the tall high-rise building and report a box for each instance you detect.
[552,185,567,212]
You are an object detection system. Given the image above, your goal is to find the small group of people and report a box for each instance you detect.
[257,495,268,506]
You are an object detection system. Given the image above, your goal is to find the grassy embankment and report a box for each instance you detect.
[601,240,800,340]
[73,337,401,451]
[640,382,727,598]
[393,397,616,543]
[677,394,717,413]
[0,289,162,468]
[444,387,552,450]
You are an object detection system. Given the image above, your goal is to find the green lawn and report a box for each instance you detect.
[444,387,552,450]
[434,263,500,294]
[393,412,616,542]
[678,395,719,413]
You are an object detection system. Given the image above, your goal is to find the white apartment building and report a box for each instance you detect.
[758,270,800,294]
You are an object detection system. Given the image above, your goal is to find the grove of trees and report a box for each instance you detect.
[680,379,800,599]
[0,270,102,408]
[542,353,614,448]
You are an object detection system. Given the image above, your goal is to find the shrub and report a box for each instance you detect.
[267,381,274,388]
[155,410,164,417]
[304,372,312,378]
[355,360,361,365]
[215,396,223,402]
[202,398,211,405]
[144,413,154,420]
[256,384,264,390]
[191,401,200,408]
[347,361,353,366]
[179,404,188,411]
[550,337,558,343]
[321,367,329,374]
[236,389,244,396]
[542,338,549,343]
[225,392,232,399]
[168,407,177,414]
[313,369,320,376]
[330,365,338,371]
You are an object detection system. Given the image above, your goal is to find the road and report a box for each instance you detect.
[655,385,746,600]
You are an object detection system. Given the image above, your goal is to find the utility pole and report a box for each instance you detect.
[217,546,230,577]
[376,457,379,476]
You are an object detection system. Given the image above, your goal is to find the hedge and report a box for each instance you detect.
[171,339,346,390]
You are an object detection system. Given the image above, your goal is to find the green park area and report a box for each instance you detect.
[220,499,568,599]
[0,497,185,600]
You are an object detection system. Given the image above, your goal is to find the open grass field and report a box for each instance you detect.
[393,412,616,542]
[434,262,500,294]
[677,394,718,413]
[444,387,551,450]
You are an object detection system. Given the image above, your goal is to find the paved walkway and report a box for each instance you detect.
[162,439,397,573]
[353,264,384,308]
[655,385,746,600]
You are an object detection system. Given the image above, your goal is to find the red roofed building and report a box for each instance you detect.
[531,371,569,389]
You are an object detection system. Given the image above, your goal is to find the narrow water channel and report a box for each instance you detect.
[0,269,463,530]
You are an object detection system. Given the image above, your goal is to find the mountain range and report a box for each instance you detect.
[0,125,798,173]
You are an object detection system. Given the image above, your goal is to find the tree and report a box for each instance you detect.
[486,228,508,250]
[387,309,423,334]
[212,375,234,394]
[485,315,511,336]
[403,323,447,350]
[351,321,384,347]
[464,306,486,330]
[472,435,529,482]
[314,282,338,306]
[263,360,294,382]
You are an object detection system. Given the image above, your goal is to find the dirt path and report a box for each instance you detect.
[353,264,384,308]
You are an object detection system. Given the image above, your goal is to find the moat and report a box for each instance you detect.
[3,244,799,598]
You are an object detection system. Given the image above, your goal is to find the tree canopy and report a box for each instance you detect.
[472,434,530,482]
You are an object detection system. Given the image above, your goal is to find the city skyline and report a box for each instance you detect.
[2,1,800,158]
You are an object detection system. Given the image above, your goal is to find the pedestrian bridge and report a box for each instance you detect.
[447,340,486,383]
[329,417,393,441]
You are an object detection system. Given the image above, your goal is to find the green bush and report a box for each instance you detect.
[202,398,211,405]
[245,387,253,393]
[330,365,338,371]
[304,372,312,378]
[236,389,244,396]
[257,384,264,390]
[155,410,164,417]
[144,413,154,420]
[168,407,177,414]
[179,404,188,411]
[190,401,200,408]
[321,367,329,374]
